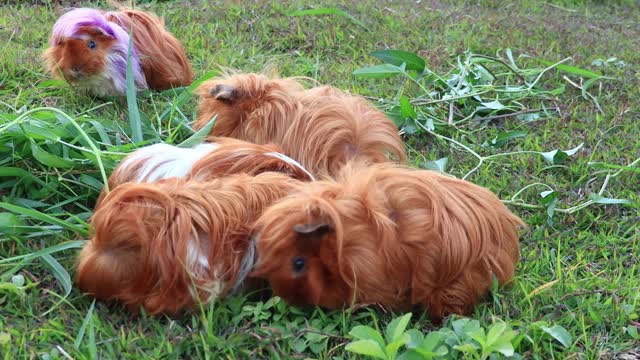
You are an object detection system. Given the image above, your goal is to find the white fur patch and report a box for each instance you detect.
[187,234,225,303]
[119,143,219,183]
[264,151,315,181]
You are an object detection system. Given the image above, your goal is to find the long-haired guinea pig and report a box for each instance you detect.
[77,173,304,314]
[44,7,193,97]
[193,72,407,177]
[251,162,525,321]
[95,137,314,211]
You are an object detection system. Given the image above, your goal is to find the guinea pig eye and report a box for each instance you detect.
[292,257,305,274]
[88,40,96,50]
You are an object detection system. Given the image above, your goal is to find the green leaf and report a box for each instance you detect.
[467,327,486,347]
[30,140,75,169]
[353,64,405,79]
[18,122,68,141]
[539,190,557,204]
[0,332,10,345]
[289,8,367,30]
[79,174,105,192]
[0,167,49,187]
[350,325,386,349]
[532,58,602,79]
[588,193,630,205]
[399,96,417,119]
[549,85,566,96]
[405,329,423,349]
[178,115,217,148]
[41,254,72,297]
[423,157,448,173]
[480,100,506,110]
[453,343,480,354]
[539,190,558,221]
[541,143,583,165]
[396,350,424,360]
[88,120,112,146]
[0,202,87,235]
[345,339,387,359]
[588,161,640,174]
[385,334,411,359]
[540,325,573,348]
[371,50,426,72]
[125,29,143,144]
[74,300,95,349]
[486,322,506,346]
[487,131,528,148]
[0,240,85,265]
[492,338,515,357]
[385,313,413,343]
[0,212,25,234]
[452,318,481,338]
[420,331,446,353]
[386,106,406,128]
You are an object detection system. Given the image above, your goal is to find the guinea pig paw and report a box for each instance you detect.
[209,84,238,103]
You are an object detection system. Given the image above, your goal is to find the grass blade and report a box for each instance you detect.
[41,254,72,297]
[370,50,425,72]
[125,28,143,144]
[531,57,603,79]
[0,240,84,265]
[74,300,95,350]
[289,8,367,30]
[178,115,217,148]
[0,202,87,236]
[353,64,404,79]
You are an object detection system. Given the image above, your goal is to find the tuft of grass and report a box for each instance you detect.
[1,0,639,358]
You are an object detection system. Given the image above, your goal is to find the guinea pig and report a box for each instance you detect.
[77,173,304,314]
[44,7,193,97]
[95,137,314,210]
[194,72,407,177]
[251,162,525,321]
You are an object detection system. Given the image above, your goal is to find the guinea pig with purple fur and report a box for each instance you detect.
[44,7,194,97]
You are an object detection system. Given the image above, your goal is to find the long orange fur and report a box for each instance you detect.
[251,162,525,321]
[77,173,302,314]
[105,9,193,89]
[44,8,193,93]
[80,137,315,313]
[106,138,312,190]
[194,73,407,176]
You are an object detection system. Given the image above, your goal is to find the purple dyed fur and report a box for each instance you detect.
[50,8,147,91]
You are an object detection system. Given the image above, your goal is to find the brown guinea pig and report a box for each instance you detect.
[194,72,407,177]
[251,162,525,322]
[95,137,314,208]
[44,7,193,97]
[77,173,303,314]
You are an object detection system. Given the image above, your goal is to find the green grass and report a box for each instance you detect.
[1,0,639,358]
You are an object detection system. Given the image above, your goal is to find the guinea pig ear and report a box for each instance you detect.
[293,223,331,236]
[77,25,113,39]
[292,223,332,252]
[209,84,238,103]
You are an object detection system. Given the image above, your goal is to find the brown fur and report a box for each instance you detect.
[44,8,193,91]
[194,73,407,176]
[105,137,312,193]
[251,162,525,321]
[77,173,302,314]
[106,9,193,89]
[44,26,116,84]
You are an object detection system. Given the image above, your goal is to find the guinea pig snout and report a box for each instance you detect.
[67,65,84,79]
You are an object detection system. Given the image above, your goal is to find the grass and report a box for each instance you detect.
[1,0,639,358]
